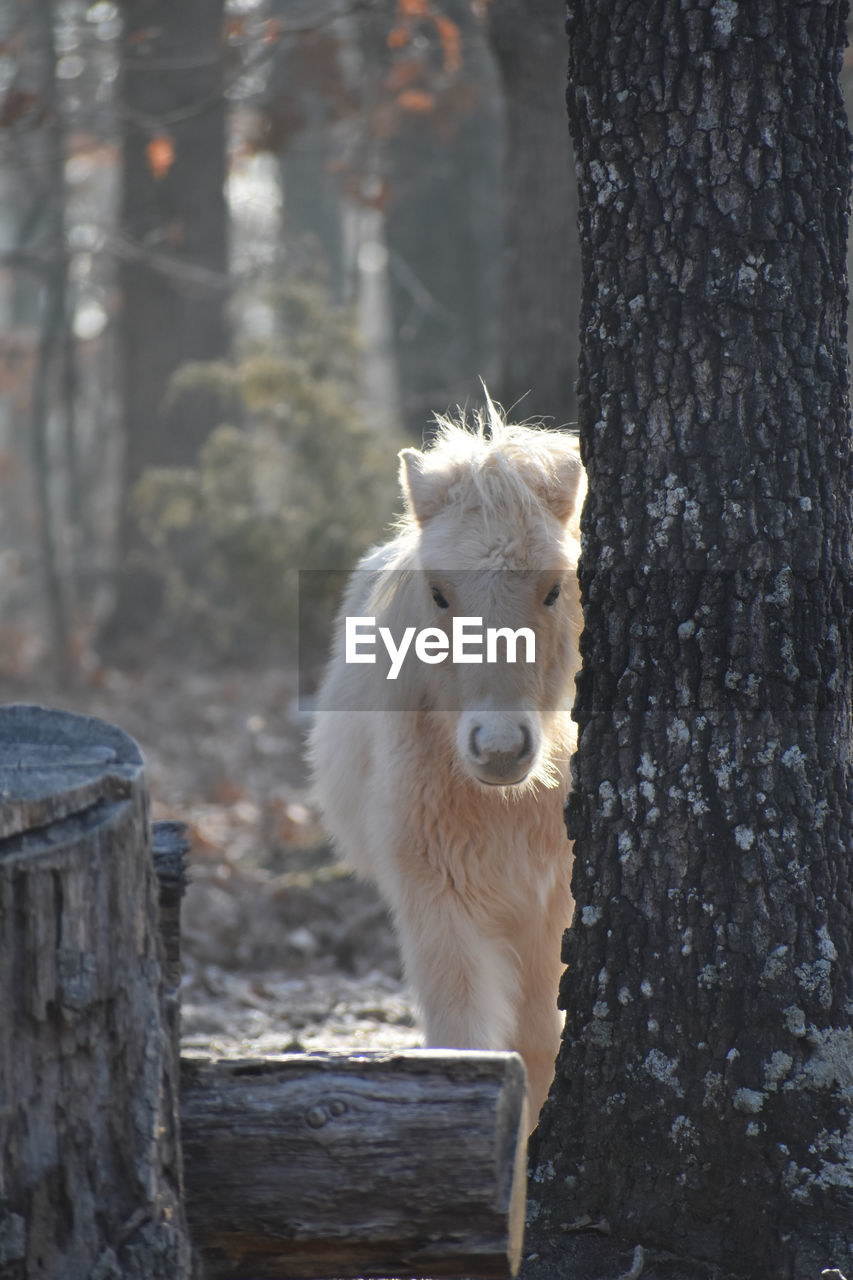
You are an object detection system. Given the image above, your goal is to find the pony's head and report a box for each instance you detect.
[391,401,584,790]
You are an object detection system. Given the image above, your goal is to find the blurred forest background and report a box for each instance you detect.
[0,0,581,1050]
[0,0,580,683]
[2,1,853,1049]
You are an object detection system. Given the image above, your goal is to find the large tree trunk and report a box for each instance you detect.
[106,0,229,644]
[0,705,191,1279]
[527,4,853,1277]
[486,0,579,425]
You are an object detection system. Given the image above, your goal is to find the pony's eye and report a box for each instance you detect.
[543,582,561,607]
[431,586,450,609]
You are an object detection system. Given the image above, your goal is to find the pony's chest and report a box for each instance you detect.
[406,785,569,888]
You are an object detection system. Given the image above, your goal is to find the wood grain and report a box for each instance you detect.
[0,704,191,1278]
[181,1049,528,1279]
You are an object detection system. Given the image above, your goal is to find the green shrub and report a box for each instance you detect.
[135,280,401,657]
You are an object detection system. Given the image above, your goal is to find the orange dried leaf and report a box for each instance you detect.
[398,88,435,113]
[398,0,430,14]
[387,24,410,49]
[434,14,461,71]
[264,17,283,42]
[146,135,174,181]
[225,15,246,40]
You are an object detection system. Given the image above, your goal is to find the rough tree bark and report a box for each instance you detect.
[486,0,580,424]
[0,705,191,1279]
[181,1051,527,1280]
[527,3,853,1278]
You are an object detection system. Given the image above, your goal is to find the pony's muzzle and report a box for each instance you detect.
[464,716,536,786]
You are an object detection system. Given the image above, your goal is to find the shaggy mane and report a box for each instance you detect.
[395,400,582,537]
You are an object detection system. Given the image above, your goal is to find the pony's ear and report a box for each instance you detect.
[543,450,585,524]
[399,448,452,524]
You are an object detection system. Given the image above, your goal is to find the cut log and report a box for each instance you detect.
[0,704,192,1279]
[181,1049,528,1280]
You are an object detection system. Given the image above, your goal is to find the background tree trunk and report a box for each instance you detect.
[366,0,503,436]
[106,0,229,644]
[0,705,191,1278]
[18,0,76,681]
[263,12,354,302]
[486,0,579,425]
[527,4,853,1277]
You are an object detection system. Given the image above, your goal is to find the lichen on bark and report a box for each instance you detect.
[528,3,853,1275]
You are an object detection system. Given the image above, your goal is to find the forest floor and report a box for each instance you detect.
[2,652,751,1280]
[0,654,422,1059]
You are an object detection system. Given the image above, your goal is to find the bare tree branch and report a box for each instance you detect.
[108,229,232,293]
[116,0,382,131]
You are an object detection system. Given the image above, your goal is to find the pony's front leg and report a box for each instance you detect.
[393,884,519,1054]
[511,884,572,1122]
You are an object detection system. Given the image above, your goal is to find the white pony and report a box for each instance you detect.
[309,402,584,1121]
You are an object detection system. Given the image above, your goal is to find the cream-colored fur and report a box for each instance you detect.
[309,404,584,1122]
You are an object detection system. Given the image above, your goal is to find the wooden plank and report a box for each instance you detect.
[181,1049,528,1279]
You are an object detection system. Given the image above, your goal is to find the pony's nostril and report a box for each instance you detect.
[469,725,482,761]
[517,723,533,762]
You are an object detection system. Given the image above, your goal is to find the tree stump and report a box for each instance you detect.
[0,704,191,1279]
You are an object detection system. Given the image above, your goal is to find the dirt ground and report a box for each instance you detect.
[1,656,422,1059]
